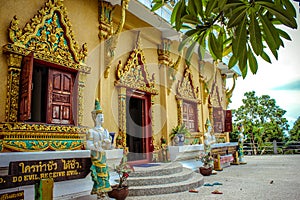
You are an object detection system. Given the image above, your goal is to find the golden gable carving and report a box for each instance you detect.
[177,65,200,102]
[4,0,89,72]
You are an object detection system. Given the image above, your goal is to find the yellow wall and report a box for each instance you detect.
[0,0,231,148]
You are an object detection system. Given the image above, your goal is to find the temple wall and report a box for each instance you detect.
[0,0,232,151]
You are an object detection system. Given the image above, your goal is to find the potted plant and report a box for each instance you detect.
[108,150,134,200]
[198,152,214,176]
[169,124,191,146]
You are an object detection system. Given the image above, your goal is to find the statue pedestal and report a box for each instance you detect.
[168,145,204,172]
[168,144,204,161]
[0,149,124,200]
[168,143,238,172]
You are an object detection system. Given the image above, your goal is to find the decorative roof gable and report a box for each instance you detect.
[5,0,88,71]
[115,32,158,94]
[177,65,200,102]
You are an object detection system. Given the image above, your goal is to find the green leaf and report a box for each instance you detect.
[256,1,297,28]
[223,44,232,57]
[217,27,225,58]
[277,29,291,41]
[205,0,218,17]
[181,15,200,25]
[209,32,222,60]
[218,0,228,10]
[178,36,193,52]
[187,0,197,17]
[175,0,186,31]
[259,13,280,59]
[260,50,272,63]
[194,0,204,18]
[239,45,248,78]
[227,7,247,28]
[247,47,258,74]
[171,1,181,24]
[228,55,238,69]
[282,0,296,18]
[186,40,198,63]
[232,15,247,58]
[223,2,245,11]
[185,29,200,37]
[249,11,263,56]
[198,44,206,60]
[151,3,164,12]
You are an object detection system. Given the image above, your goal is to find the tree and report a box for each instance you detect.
[289,116,300,141]
[151,0,298,78]
[232,91,289,154]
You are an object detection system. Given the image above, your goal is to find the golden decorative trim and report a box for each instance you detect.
[100,0,130,78]
[98,1,114,41]
[3,0,90,125]
[199,60,217,104]
[176,98,183,125]
[176,64,201,131]
[115,32,158,95]
[78,72,88,126]
[0,122,87,132]
[225,73,237,108]
[157,38,182,95]
[177,65,200,103]
[5,55,22,122]
[115,33,158,149]
[0,123,87,152]
[116,87,127,148]
[7,0,88,65]
[157,38,172,67]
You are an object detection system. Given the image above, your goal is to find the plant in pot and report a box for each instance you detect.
[169,124,191,146]
[198,152,214,176]
[108,150,134,200]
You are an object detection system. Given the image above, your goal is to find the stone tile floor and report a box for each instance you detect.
[77,155,300,200]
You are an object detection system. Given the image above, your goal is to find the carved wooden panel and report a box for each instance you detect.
[47,69,73,124]
[19,53,34,121]
[183,101,197,132]
[224,110,233,132]
[213,107,224,133]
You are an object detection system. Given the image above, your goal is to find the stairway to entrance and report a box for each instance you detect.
[127,162,204,196]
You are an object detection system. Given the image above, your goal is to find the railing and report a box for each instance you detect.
[243,141,300,155]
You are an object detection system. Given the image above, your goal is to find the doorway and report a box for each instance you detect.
[126,92,151,164]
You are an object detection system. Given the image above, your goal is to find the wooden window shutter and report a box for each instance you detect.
[224,110,233,132]
[183,101,197,132]
[213,107,225,133]
[47,69,73,124]
[19,53,34,121]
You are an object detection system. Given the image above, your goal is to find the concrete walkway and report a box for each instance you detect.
[78,155,300,200]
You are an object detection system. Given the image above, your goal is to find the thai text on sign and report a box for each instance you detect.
[0,158,91,190]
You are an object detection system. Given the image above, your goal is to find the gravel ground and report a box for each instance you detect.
[78,155,300,200]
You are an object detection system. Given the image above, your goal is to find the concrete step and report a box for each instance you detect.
[128,167,193,186]
[126,162,204,196]
[128,171,203,196]
[130,162,182,177]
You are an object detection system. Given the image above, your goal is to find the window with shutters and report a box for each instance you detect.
[182,100,197,132]
[18,54,76,125]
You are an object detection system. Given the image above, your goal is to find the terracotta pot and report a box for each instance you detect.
[108,185,129,200]
[199,166,212,176]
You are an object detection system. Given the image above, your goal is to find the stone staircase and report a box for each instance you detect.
[127,162,204,196]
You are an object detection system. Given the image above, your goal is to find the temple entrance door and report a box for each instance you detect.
[126,92,151,165]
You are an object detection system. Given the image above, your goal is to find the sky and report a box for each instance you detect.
[228,2,300,129]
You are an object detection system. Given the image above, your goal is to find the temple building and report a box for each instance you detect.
[0,0,239,197]
[0,0,238,156]
[0,0,239,198]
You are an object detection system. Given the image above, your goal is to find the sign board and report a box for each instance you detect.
[0,158,91,190]
[0,190,24,200]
